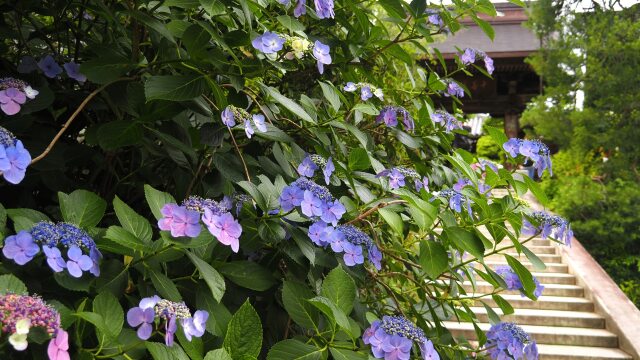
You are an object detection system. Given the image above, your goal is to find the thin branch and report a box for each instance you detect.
[227,127,251,182]
[347,200,406,224]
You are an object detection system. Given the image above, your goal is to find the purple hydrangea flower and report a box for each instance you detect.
[503,138,521,157]
[65,246,93,278]
[401,109,415,132]
[323,157,334,185]
[320,199,345,225]
[165,315,177,346]
[251,31,285,54]
[294,0,306,17]
[342,242,364,266]
[434,189,472,217]
[484,55,494,74]
[42,246,66,272]
[523,211,573,247]
[47,329,70,360]
[388,169,406,189]
[221,106,235,127]
[444,80,464,97]
[426,9,443,26]
[182,310,208,341]
[344,82,357,92]
[244,119,255,138]
[503,138,552,176]
[252,114,267,132]
[382,335,412,360]
[486,322,537,360]
[63,62,87,82]
[378,106,398,127]
[361,86,373,101]
[127,295,160,340]
[430,110,462,133]
[158,204,202,238]
[0,140,31,184]
[0,88,27,116]
[202,210,242,252]
[313,41,332,74]
[314,0,334,18]
[279,185,305,212]
[415,176,429,192]
[363,316,438,360]
[2,230,39,265]
[38,55,62,78]
[419,339,440,360]
[308,221,329,246]
[460,48,476,65]
[297,156,318,177]
[301,190,324,217]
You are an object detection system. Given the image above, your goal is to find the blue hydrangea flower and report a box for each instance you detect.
[2,231,39,265]
[0,126,31,184]
[363,316,440,360]
[294,0,306,17]
[344,82,357,92]
[376,167,421,190]
[279,185,305,212]
[458,48,494,75]
[415,176,429,192]
[63,62,87,82]
[297,155,318,177]
[425,9,443,27]
[502,138,552,176]
[334,224,383,270]
[376,106,414,132]
[444,80,464,97]
[320,199,345,225]
[37,55,62,78]
[323,157,334,185]
[486,322,538,360]
[301,190,324,217]
[430,110,462,133]
[221,106,235,127]
[495,265,545,298]
[314,0,334,18]
[433,189,473,217]
[313,41,331,74]
[252,31,285,54]
[342,242,364,266]
[65,245,93,278]
[360,86,373,101]
[523,211,573,246]
[244,119,255,138]
[252,114,267,132]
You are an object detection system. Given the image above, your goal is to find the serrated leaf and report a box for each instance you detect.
[58,190,106,228]
[282,281,319,329]
[149,268,182,301]
[329,348,367,360]
[145,75,207,101]
[113,196,152,243]
[145,342,190,360]
[93,292,124,339]
[348,148,370,171]
[267,339,323,360]
[144,184,177,220]
[0,274,27,295]
[223,300,262,359]
[186,252,226,302]
[204,349,233,360]
[419,241,448,279]
[321,267,356,314]
[218,261,276,291]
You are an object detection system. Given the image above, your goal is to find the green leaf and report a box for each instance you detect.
[444,227,485,260]
[129,11,176,44]
[522,175,549,206]
[75,312,111,337]
[58,190,107,228]
[276,15,305,32]
[0,274,27,295]
[183,24,211,59]
[307,296,352,337]
[104,226,148,252]
[255,124,294,143]
[485,126,508,146]
[491,294,515,315]
[218,261,276,291]
[329,348,367,360]
[445,152,478,184]
[145,342,190,360]
[348,148,370,171]
[200,0,226,16]
[522,246,547,271]
[80,54,135,84]
[419,241,448,278]
[186,252,226,303]
[282,281,319,329]
[97,120,144,150]
[93,292,124,339]
[145,75,207,101]
[319,81,341,112]
[260,84,315,123]
[113,196,152,243]
[321,267,356,314]
[351,103,379,115]
[149,268,182,301]
[205,349,233,360]
[505,254,536,298]
[144,184,177,220]
[481,302,501,325]
[378,208,403,235]
[267,339,324,360]
[6,208,50,232]
[474,16,495,40]
[223,300,262,359]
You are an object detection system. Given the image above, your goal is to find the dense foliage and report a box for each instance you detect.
[523,0,640,305]
[0,0,564,359]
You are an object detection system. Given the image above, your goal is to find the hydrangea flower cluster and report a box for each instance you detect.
[3,222,101,278]
[220,105,267,139]
[459,47,495,75]
[159,195,243,252]
[494,265,544,298]
[0,293,70,360]
[486,322,539,360]
[376,106,415,132]
[343,82,384,101]
[18,55,86,82]
[443,79,464,98]
[0,126,31,184]
[453,177,491,196]
[376,167,429,192]
[363,316,440,360]
[0,77,39,115]
[431,189,473,216]
[523,211,573,246]
[279,177,345,225]
[426,9,443,27]
[472,159,500,174]
[297,154,335,185]
[251,32,331,74]
[430,110,463,133]
[278,0,334,19]
[308,222,382,269]
[503,138,553,177]
[127,295,208,346]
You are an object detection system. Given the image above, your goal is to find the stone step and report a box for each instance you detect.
[484,253,563,263]
[536,344,632,360]
[474,272,576,285]
[468,307,605,328]
[506,245,558,255]
[463,281,584,297]
[483,261,569,273]
[530,239,552,246]
[477,294,594,312]
[444,321,619,347]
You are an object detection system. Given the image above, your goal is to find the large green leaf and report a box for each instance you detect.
[419,241,448,279]
[348,148,370,171]
[145,75,207,101]
[282,281,319,329]
[329,348,368,360]
[145,342,190,360]
[104,226,148,253]
[0,274,27,295]
[266,339,324,360]
[144,184,177,220]
[148,268,182,301]
[218,261,276,291]
[204,349,233,360]
[80,54,135,84]
[223,300,262,359]
[186,252,226,302]
[93,292,124,339]
[321,267,356,315]
[260,84,315,123]
[505,254,536,298]
[58,190,107,228]
[444,227,485,260]
[113,196,152,243]
[6,208,50,232]
[97,120,144,150]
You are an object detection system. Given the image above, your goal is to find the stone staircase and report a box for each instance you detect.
[443,235,634,359]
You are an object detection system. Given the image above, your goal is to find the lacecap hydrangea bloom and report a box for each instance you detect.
[494,265,544,298]
[376,167,428,192]
[220,105,267,139]
[425,9,443,27]
[3,221,102,278]
[431,189,473,216]
[37,55,63,78]
[376,106,415,132]
[344,82,384,101]
[0,293,70,360]
[523,211,573,246]
[459,47,494,75]
[308,222,382,269]
[503,138,552,177]
[127,295,208,346]
[0,126,31,184]
[251,33,331,74]
[486,322,539,360]
[159,195,243,252]
[282,0,334,19]
[251,31,286,54]
[363,315,440,360]
[443,79,464,98]
[280,177,345,225]
[430,110,463,133]
[297,154,335,185]
[0,77,38,115]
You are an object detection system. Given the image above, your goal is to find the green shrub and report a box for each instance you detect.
[476,135,504,161]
